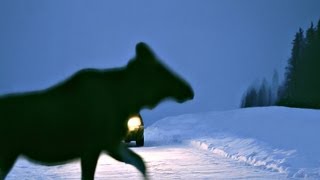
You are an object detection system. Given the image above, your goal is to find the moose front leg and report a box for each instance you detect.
[0,152,18,180]
[80,151,100,180]
[108,143,147,179]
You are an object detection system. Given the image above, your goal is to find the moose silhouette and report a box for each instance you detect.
[0,42,194,180]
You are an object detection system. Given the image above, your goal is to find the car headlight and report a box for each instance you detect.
[127,116,142,131]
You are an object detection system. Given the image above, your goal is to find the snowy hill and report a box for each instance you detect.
[145,107,320,178]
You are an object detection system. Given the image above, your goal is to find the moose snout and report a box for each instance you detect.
[177,83,194,103]
[186,85,194,100]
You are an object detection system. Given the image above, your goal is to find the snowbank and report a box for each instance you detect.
[145,107,320,178]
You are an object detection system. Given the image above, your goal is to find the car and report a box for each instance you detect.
[124,114,144,146]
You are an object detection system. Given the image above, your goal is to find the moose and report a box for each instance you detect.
[0,42,194,180]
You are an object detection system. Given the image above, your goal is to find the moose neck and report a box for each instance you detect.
[100,68,144,116]
[119,73,150,115]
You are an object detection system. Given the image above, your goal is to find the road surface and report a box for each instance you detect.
[7,142,286,180]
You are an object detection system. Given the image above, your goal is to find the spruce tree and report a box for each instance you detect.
[281,28,304,106]
[271,70,279,104]
[278,20,320,108]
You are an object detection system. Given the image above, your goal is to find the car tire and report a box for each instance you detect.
[136,136,144,147]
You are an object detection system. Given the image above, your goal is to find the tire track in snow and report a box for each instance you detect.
[7,144,286,180]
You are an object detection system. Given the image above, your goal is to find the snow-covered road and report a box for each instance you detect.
[7,143,286,180]
[7,107,320,179]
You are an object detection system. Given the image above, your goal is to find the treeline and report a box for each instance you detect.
[240,71,279,108]
[241,19,320,108]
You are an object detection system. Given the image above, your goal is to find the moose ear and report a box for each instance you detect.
[135,42,155,61]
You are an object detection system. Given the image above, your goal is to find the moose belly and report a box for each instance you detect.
[20,135,88,165]
[21,143,83,165]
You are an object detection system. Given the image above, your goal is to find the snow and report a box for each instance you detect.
[6,106,320,179]
[8,145,286,180]
[146,106,320,178]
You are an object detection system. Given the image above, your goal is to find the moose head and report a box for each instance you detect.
[125,42,194,110]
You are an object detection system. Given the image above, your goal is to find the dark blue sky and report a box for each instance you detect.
[1,1,319,125]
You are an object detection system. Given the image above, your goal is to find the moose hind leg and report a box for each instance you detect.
[108,143,147,179]
[0,154,18,180]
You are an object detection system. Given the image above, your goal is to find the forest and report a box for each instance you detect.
[241,19,320,109]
